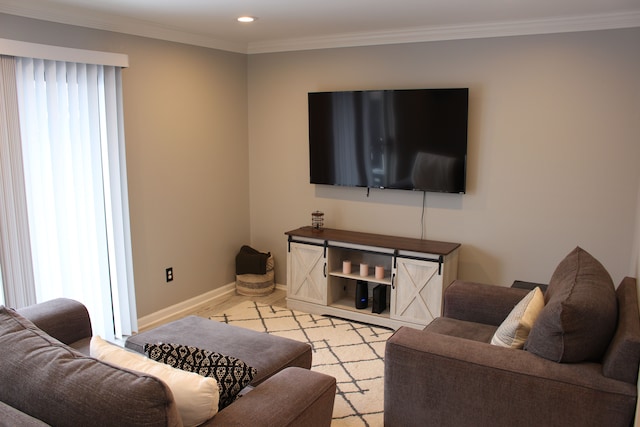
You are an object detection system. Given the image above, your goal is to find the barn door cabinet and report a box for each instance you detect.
[285,227,460,330]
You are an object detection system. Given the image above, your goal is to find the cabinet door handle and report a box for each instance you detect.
[391,273,395,289]
[324,262,327,278]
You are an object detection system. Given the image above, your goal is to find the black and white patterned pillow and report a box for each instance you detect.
[144,342,257,410]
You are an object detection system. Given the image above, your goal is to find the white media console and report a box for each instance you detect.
[285,227,460,330]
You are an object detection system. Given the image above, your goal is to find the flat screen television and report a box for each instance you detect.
[308,88,468,193]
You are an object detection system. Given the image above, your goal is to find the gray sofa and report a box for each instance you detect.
[385,247,640,427]
[0,298,336,426]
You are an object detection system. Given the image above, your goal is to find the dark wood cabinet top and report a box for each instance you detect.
[285,226,460,256]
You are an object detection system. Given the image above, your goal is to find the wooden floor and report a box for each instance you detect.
[184,287,287,319]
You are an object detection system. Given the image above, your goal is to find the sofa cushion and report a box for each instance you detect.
[491,287,544,349]
[145,342,257,410]
[524,247,617,363]
[0,306,181,427]
[91,336,219,427]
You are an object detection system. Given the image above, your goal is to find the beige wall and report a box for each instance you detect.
[248,29,640,288]
[0,14,250,317]
[635,179,640,280]
[1,12,639,318]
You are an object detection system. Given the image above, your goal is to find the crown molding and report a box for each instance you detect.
[1,2,639,55]
[248,11,640,54]
[0,2,248,53]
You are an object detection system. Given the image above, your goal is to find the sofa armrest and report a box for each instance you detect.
[207,367,336,427]
[17,298,92,346]
[384,327,637,427]
[443,280,529,326]
[0,401,50,427]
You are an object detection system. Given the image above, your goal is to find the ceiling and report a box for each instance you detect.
[1,0,639,54]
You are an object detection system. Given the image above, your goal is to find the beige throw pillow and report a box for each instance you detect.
[90,336,219,427]
[491,287,544,349]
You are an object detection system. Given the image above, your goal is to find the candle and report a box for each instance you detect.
[343,260,352,274]
[360,263,369,277]
[375,265,385,280]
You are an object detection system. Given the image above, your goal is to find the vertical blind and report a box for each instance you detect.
[0,55,36,309]
[7,57,137,339]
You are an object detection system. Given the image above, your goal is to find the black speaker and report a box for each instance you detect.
[355,280,368,309]
[372,284,387,314]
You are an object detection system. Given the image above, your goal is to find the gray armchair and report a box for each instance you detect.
[385,248,640,427]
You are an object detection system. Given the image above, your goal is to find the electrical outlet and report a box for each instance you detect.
[165,267,173,282]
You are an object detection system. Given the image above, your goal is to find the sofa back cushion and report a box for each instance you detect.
[602,277,640,384]
[524,247,617,363]
[0,306,182,427]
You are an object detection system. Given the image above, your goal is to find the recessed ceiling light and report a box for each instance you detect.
[237,16,257,23]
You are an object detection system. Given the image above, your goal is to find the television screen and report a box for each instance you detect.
[308,88,468,193]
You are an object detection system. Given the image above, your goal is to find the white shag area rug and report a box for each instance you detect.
[209,301,393,427]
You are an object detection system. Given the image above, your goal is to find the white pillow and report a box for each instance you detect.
[90,336,219,427]
[491,287,544,349]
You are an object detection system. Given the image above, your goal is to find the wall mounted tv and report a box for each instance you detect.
[308,88,468,194]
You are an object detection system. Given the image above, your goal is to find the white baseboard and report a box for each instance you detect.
[137,282,286,332]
